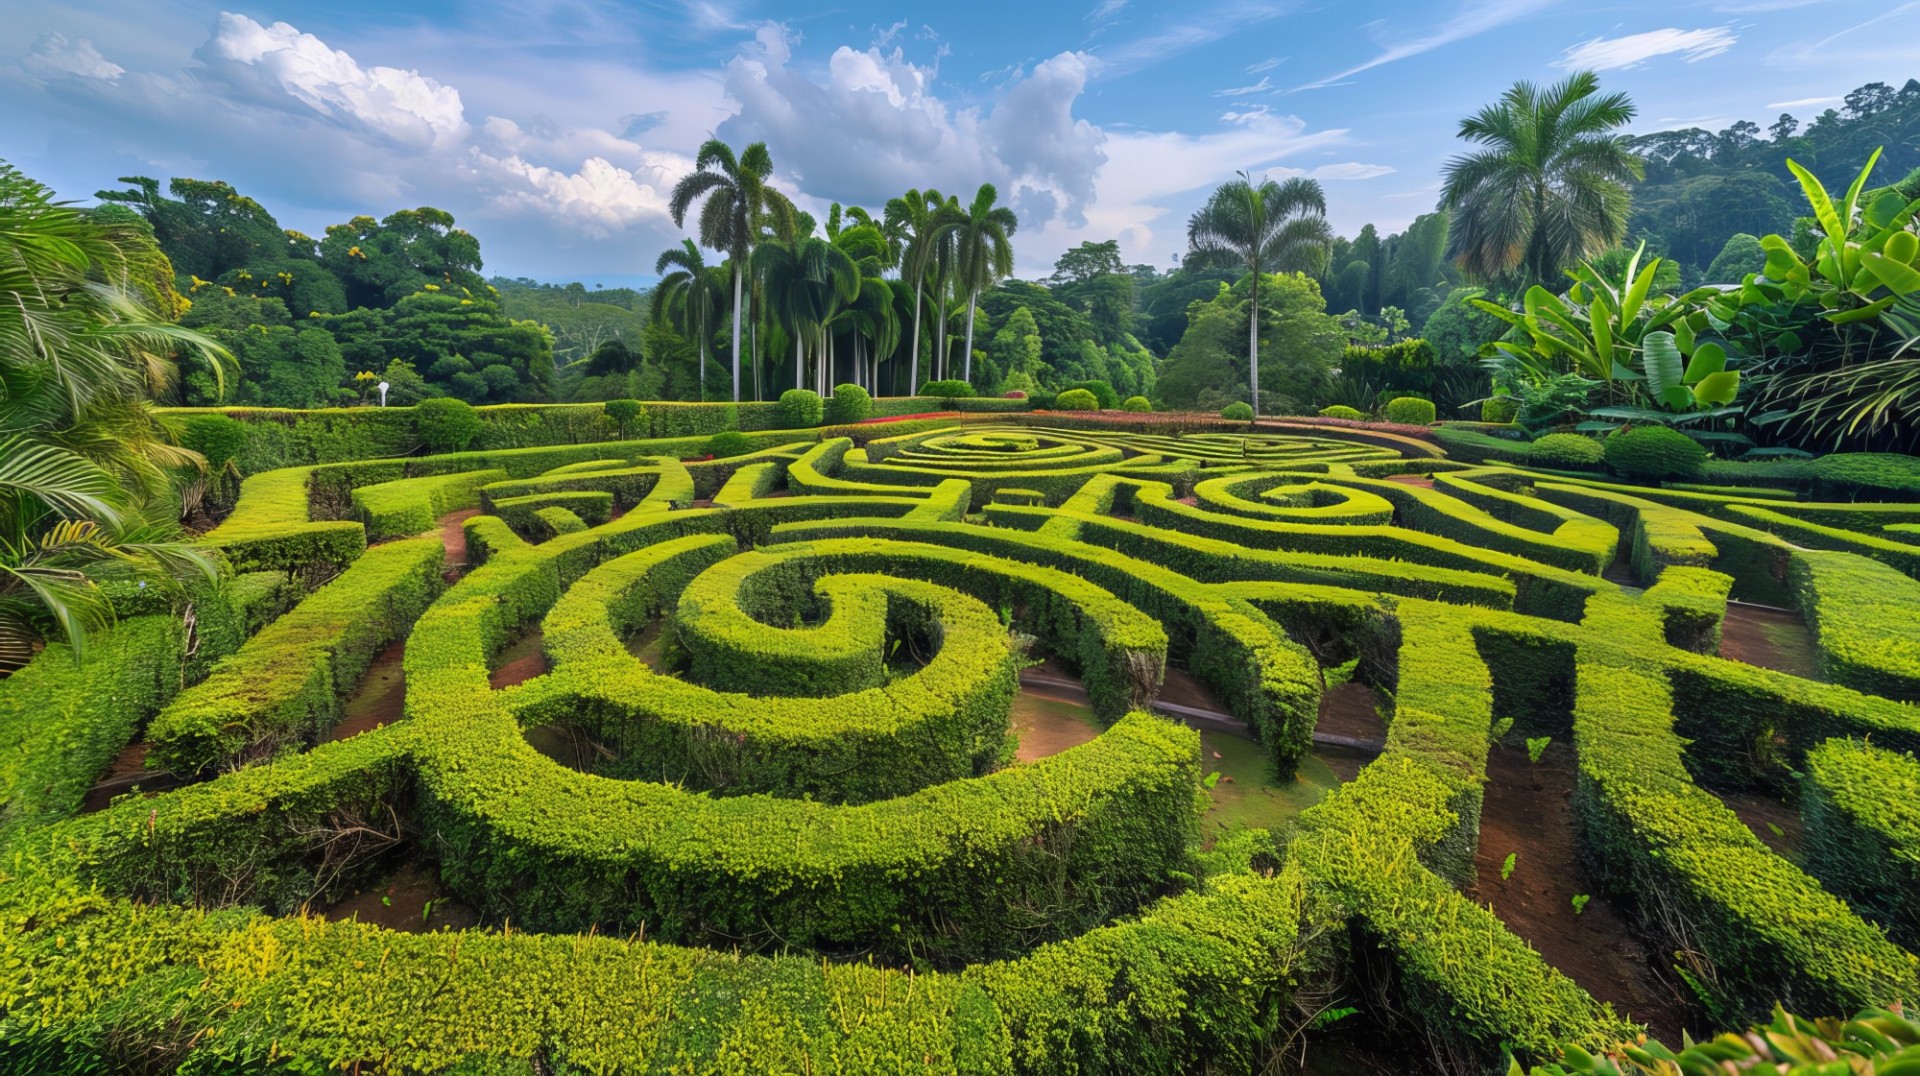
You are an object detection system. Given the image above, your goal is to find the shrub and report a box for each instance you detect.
[181,414,249,473]
[413,398,483,453]
[604,398,643,435]
[1318,405,1365,420]
[1221,401,1254,421]
[777,388,824,428]
[825,383,872,424]
[704,430,753,458]
[1055,388,1101,411]
[1481,395,1520,423]
[1064,380,1119,410]
[1526,433,1603,469]
[1604,425,1705,481]
[1384,397,1437,425]
[1003,390,1027,400]
[1121,396,1152,413]
[919,379,976,399]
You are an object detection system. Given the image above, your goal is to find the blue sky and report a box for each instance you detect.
[2,0,1911,285]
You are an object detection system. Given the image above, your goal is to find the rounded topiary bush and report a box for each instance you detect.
[919,379,976,400]
[1384,397,1436,425]
[704,431,752,458]
[1604,425,1706,481]
[1318,405,1365,420]
[181,414,249,472]
[1527,432,1603,469]
[777,388,824,428]
[415,398,483,453]
[1064,380,1119,410]
[1481,395,1520,424]
[1221,402,1254,421]
[605,398,643,435]
[1055,388,1101,411]
[825,383,872,424]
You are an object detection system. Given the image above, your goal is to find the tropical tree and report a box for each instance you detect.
[1184,172,1334,415]
[1440,71,1644,288]
[944,184,1019,384]
[0,163,227,669]
[668,140,794,402]
[651,240,729,402]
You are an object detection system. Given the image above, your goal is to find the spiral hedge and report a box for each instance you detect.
[3,419,1920,1073]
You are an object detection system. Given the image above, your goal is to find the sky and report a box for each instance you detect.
[2,0,1912,287]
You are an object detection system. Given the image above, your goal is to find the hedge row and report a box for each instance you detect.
[1803,738,1920,951]
[145,538,446,774]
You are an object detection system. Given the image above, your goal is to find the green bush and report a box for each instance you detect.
[703,430,752,458]
[1384,397,1437,425]
[1064,380,1119,410]
[777,388,824,428]
[1482,395,1520,423]
[825,383,872,424]
[1603,425,1705,481]
[604,398,643,435]
[1526,433,1604,469]
[180,414,249,472]
[414,398,483,453]
[919,379,976,399]
[1221,401,1254,421]
[1055,388,1101,411]
[1121,396,1152,413]
[1318,404,1365,420]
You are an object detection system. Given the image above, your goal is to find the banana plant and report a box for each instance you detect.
[1751,148,1920,332]
[1471,244,1716,383]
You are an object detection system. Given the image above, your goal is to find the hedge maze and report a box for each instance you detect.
[4,419,1920,1073]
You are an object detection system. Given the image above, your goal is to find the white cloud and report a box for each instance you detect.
[25,33,124,81]
[1296,0,1554,90]
[1766,95,1841,109]
[1555,27,1737,70]
[718,27,1105,227]
[196,13,467,148]
[1216,76,1272,97]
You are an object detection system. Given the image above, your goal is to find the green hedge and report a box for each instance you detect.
[145,538,446,774]
[1804,739,1920,950]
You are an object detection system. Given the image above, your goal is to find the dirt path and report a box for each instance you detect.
[490,627,549,689]
[1473,740,1695,1044]
[319,860,480,933]
[1719,603,1821,679]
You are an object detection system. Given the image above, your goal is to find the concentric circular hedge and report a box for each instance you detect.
[4,418,1919,1073]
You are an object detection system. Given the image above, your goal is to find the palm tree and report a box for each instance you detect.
[668,140,794,402]
[1185,172,1333,416]
[0,162,226,669]
[945,184,1018,385]
[1439,71,1643,288]
[651,240,728,401]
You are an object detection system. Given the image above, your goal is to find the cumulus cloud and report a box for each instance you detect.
[718,27,1106,227]
[196,13,468,148]
[25,33,125,81]
[1555,27,1737,70]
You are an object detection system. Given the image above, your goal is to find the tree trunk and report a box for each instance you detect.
[962,293,977,384]
[1248,266,1261,418]
[730,265,743,402]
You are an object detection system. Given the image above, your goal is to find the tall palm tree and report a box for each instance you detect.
[0,163,226,669]
[1185,172,1333,416]
[651,240,728,401]
[668,140,794,402]
[945,184,1018,385]
[885,188,958,390]
[1439,71,1643,288]
[753,236,857,392]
